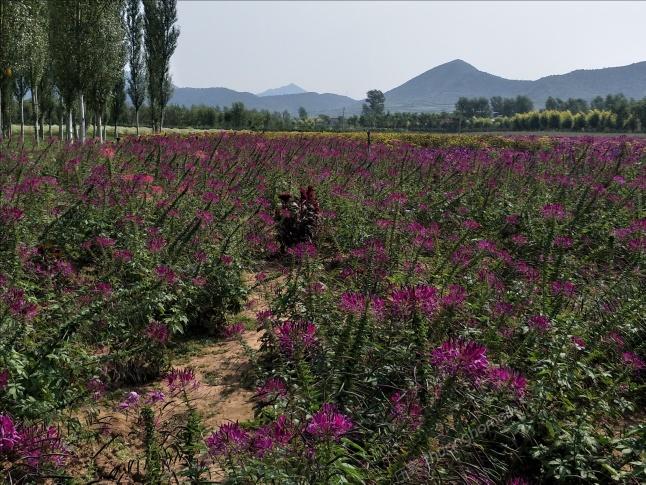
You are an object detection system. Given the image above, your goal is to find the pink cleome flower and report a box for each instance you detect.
[205,422,250,456]
[274,321,317,356]
[306,403,353,441]
[431,340,489,380]
[165,367,199,392]
[255,377,288,402]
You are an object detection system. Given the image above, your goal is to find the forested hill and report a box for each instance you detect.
[170,60,646,114]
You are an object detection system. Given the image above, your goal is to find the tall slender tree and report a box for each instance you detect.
[26,0,48,144]
[111,75,126,138]
[125,0,146,135]
[143,0,179,133]
[50,0,125,143]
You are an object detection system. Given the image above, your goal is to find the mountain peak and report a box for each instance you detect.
[434,59,478,72]
[258,83,307,97]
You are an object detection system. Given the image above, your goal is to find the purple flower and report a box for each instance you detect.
[222,322,245,338]
[145,321,170,344]
[0,414,19,452]
[389,285,439,320]
[287,242,317,259]
[339,292,366,316]
[274,321,317,356]
[165,367,199,392]
[528,315,551,332]
[155,265,177,285]
[306,403,353,441]
[622,352,645,372]
[389,391,423,429]
[256,377,287,402]
[205,422,250,456]
[554,235,573,249]
[571,336,586,350]
[463,219,481,231]
[94,235,116,248]
[430,340,489,380]
[87,378,106,400]
[146,390,166,404]
[441,285,467,308]
[541,203,568,220]
[550,280,576,298]
[488,366,528,399]
[16,424,69,468]
[251,416,294,457]
[118,391,141,410]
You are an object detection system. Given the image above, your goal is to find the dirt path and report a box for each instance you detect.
[82,270,283,483]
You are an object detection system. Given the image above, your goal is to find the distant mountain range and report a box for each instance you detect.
[257,83,307,97]
[168,60,646,116]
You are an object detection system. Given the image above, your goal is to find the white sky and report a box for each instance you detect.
[171,1,646,99]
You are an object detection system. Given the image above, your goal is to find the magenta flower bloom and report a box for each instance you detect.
[541,203,568,220]
[339,292,366,316]
[114,249,133,263]
[256,377,288,402]
[251,415,294,457]
[571,336,586,350]
[147,234,167,253]
[155,265,177,285]
[0,206,24,224]
[553,235,573,249]
[528,315,551,332]
[431,340,489,380]
[306,403,353,441]
[622,352,645,371]
[441,284,467,308]
[145,321,170,344]
[165,367,199,392]
[550,280,576,298]
[94,235,116,248]
[389,391,423,429]
[274,321,317,356]
[206,422,250,456]
[86,378,106,400]
[463,219,481,231]
[511,234,528,246]
[488,366,528,399]
[15,424,69,468]
[222,322,245,339]
[146,390,166,404]
[118,391,141,410]
[389,285,439,320]
[0,414,19,452]
[287,242,317,259]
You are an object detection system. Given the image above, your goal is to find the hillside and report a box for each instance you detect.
[169,60,646,115]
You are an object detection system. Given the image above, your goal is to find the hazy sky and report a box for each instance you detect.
[171,1,646,99]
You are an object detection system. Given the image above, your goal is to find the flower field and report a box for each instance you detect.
[0,132,644,483]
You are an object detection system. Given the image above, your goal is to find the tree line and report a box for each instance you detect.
[0,0,179,144]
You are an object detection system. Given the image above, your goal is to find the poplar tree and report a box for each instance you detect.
[143,0,179,132]
[126,0,146,135]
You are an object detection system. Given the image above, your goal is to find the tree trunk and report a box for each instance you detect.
[93,114,97,138]
[68,110,74,142]
[59,115,63,140]
[98,113,103,143]
[0,85,3,140]
[114,116,118,139]
[135,109,139,136]
[32,86,39,145]
[79,93,86,142]
[19,97,24,142]
[160,107,164,132]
